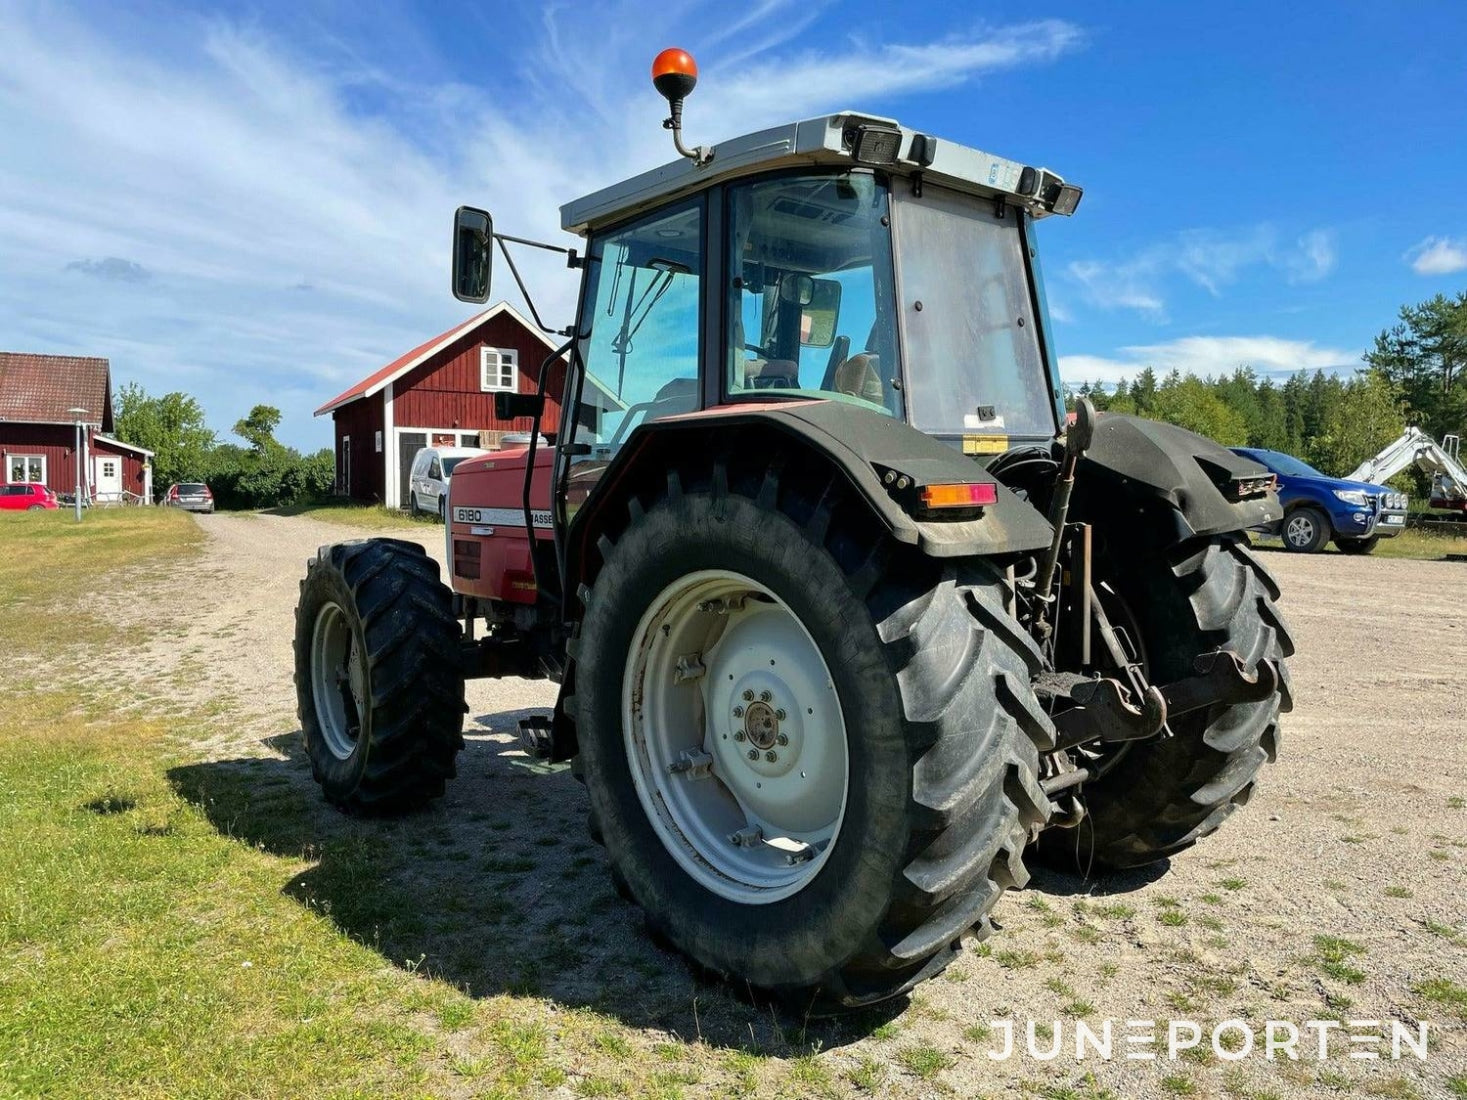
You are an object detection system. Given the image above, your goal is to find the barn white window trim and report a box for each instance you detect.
[480,346,519,393]
[7,454,46,483]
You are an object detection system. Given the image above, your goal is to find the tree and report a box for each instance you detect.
[1149,376,1248,445]
[234,405,284,453]
[113,383,217,493]
[1365,290,1467,441]
[1128,368,1159,414]
[1308,370,1405,477]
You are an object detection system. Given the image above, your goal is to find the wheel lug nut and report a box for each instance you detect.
[733,731,745,742]
[747,749,759,761]
[742,689,755,702]
[776,733,789,746]
[760,690,772,702]
[775,709,786,721]
[732,705,744,717]
[765,751,778,762]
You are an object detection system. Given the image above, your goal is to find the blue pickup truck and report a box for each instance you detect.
[1230,447,1408,554]
[1238,445,1408,554]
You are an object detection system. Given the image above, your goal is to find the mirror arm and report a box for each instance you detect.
[494,232,581,270]
[495,235,575,338]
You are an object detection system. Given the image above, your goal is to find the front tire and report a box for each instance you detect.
[409,493,420,517]
[1282,506,1328,552]
[294,539,466,813]
[572,465,1053,1011]
[1335,535,1379,555]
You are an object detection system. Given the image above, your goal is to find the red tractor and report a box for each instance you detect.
[295,51,1292,1012]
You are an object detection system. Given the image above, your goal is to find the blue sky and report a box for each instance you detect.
[3,0,1464,449]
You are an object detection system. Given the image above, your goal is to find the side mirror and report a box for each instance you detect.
[798,278,842,348]
[452,206,494,303]
[495,392,544,421]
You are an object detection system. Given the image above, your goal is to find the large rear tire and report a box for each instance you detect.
[294,538,465,813]
[1045,533,1293,870]
[571,465,1053,1011]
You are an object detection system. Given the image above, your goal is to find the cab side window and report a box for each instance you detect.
[724,173,902,418]
[573,201,704,462]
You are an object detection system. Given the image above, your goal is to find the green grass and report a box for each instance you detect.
[0,693,439,1096]
[0,508,200,648]
[895,1043,951,1080]
[1413,977,1467,1020]
[1312,934,1367,984]
[1257,525,1467,560]
[261,500,439,529]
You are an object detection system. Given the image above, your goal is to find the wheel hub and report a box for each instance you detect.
[742,701,779,749]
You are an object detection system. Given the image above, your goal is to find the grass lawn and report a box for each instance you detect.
[1255,524,1467,561]
[0,508,201,650]
[260,501,439,529]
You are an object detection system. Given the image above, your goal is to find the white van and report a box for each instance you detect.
[407,445,487,520]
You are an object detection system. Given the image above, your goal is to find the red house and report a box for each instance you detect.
[0,352,154,503]
[316,303,583,507]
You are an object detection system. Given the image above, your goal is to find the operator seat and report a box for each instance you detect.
[830,352,885,405]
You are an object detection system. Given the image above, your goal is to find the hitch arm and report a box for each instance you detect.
[1158,651,1279,718]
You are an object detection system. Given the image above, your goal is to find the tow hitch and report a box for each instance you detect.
[1159,650,1280,718]
[1040,650,1281,756]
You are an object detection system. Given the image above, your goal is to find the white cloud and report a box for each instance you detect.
[1067,225,1337,317]
[1060,335,1359,387]
[0,3,1082,449]
[1406,235,1467,276]
[1067,257,1167,317]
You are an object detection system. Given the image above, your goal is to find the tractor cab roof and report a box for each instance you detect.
[560,112,1080,236]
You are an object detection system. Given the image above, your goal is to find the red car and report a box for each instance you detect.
[0,483,59,510]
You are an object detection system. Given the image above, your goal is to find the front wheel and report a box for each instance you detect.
[409,493,420,517]
[1282,507,1329,552]
[572,466,1053,1011]
[294,539,466,812]
[1335,535,1379,555]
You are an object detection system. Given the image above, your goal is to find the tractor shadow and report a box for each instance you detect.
[167,704,901,1053]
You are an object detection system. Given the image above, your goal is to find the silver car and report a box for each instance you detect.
[165,482,215,513]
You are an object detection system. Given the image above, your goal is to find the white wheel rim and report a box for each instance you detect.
[311,601,366,761]
[1286,514,1313,546]
[623,569,849,905]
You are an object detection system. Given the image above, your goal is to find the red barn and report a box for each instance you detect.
[0,352,154,503]
[316,303,586,507]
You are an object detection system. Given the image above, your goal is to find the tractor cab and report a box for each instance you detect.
[558,121,1076,455]
[453,52,1085,549]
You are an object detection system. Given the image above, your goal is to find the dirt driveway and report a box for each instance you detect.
[120,513,1467,1097]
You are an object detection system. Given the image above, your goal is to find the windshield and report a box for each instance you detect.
[1250,450,1323,478]
[441,457,473,476]
[891,183,1055,439]
[725,173,902,417]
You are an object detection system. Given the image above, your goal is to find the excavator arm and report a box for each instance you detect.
[1348,428,1467,510]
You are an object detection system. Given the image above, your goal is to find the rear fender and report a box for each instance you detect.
[565,401,1053,609]
[1076,414,1281,541]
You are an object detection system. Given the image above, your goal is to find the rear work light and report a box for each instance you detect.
[920,482,999,509]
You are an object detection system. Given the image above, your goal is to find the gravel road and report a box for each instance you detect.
[112,513,1467,1097]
